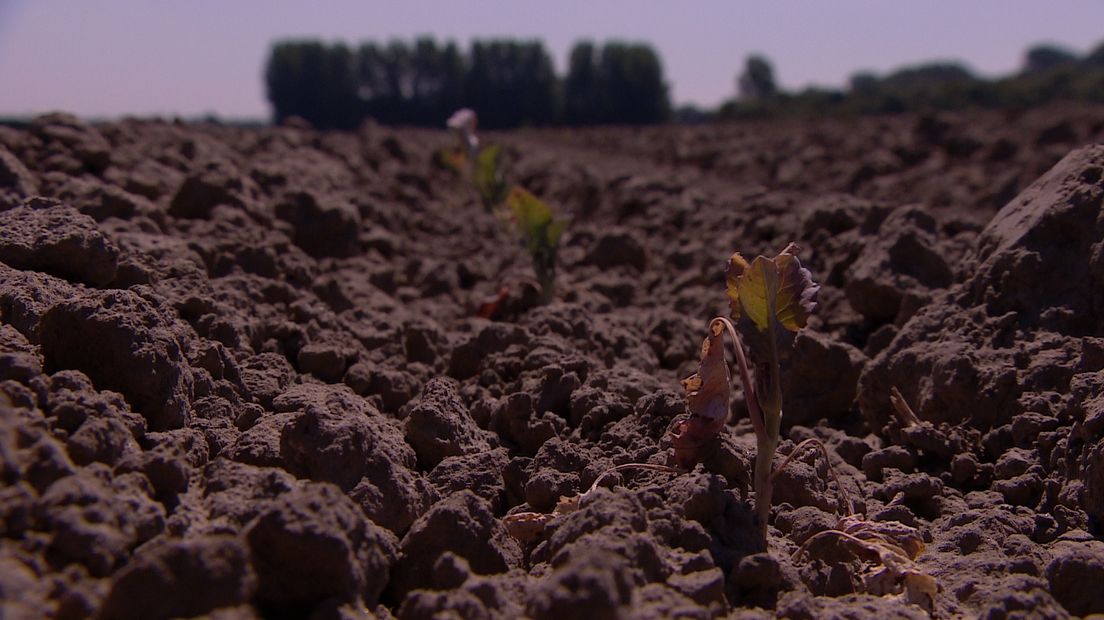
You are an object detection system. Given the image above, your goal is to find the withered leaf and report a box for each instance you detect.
[502,512,554,543]
[682,320,729,422]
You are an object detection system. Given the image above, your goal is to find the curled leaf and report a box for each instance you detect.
[726,243,819,333]
[681,320,730,423]
[794,516,935,612]
[501,463,678,542]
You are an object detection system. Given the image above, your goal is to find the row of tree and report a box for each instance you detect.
[266,36,1104,129]
[265,38,670,129]
[716,41,1104,120]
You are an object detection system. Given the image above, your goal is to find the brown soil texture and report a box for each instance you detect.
[1,105,1104,619]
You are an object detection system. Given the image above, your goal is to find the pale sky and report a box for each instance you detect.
[1,0,1103,120]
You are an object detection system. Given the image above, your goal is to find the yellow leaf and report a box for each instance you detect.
[727,244,818,334]
[737,255,778,332]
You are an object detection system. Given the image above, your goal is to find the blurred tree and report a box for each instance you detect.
[265,40,359,129]
[738,54,778,100]
[267,36,673,128]
[848,71,880,95]
[463,40,558,128]
[564,40,670,125]
[1023,44,1078,73]
[1084,40,1104,67]
[600,42,670,124]
[564,41,600,124]
[356,38,466,125]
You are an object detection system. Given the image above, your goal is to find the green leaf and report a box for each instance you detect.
[506,187,568,303]
[728,243,819,333]
[475,144,508,209]
[506,187,565,251]
[737,255,778,333]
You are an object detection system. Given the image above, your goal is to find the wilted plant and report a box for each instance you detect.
[505,187,568,303]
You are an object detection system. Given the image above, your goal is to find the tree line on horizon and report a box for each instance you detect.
[264,37,1104,129]
[264,38,669,130]
[720,41,1104,120]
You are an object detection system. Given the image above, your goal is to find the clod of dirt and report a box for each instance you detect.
[584,228,648,271]
[274,190,361,258]
[860,144,1104,432]
[845,205,954,324]
[0,204,119,287]
[244,482,398,612]
[39,289,195,431]
[28,112,112,175]
[168,164,261,220]
[33,468,165,576]
[98,535,256,620]
[782,330,865,426]
[389,490,521,600]
[276,384,411,491]
[0,145,38,209]
[1046,540,1104,616]
[404,378,494,469]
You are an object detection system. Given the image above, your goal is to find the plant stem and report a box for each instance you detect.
[753,431,778,550]
[711,318,763,435]
[754,314,784,548]
[535,254,555,304]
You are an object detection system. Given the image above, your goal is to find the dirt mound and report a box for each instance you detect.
[1,106,1102,618]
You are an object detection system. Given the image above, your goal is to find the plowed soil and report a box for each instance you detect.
[1,104,1103,619]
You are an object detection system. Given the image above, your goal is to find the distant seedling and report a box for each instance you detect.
[474,144,510,213]
[444,108,509,212]
[505,187,568,304]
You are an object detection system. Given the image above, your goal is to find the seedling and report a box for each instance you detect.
[724,242,820,548]
[505,187,568,304]
[474,144,510,212]
[500,245,934,607]
[670,244,820,547]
